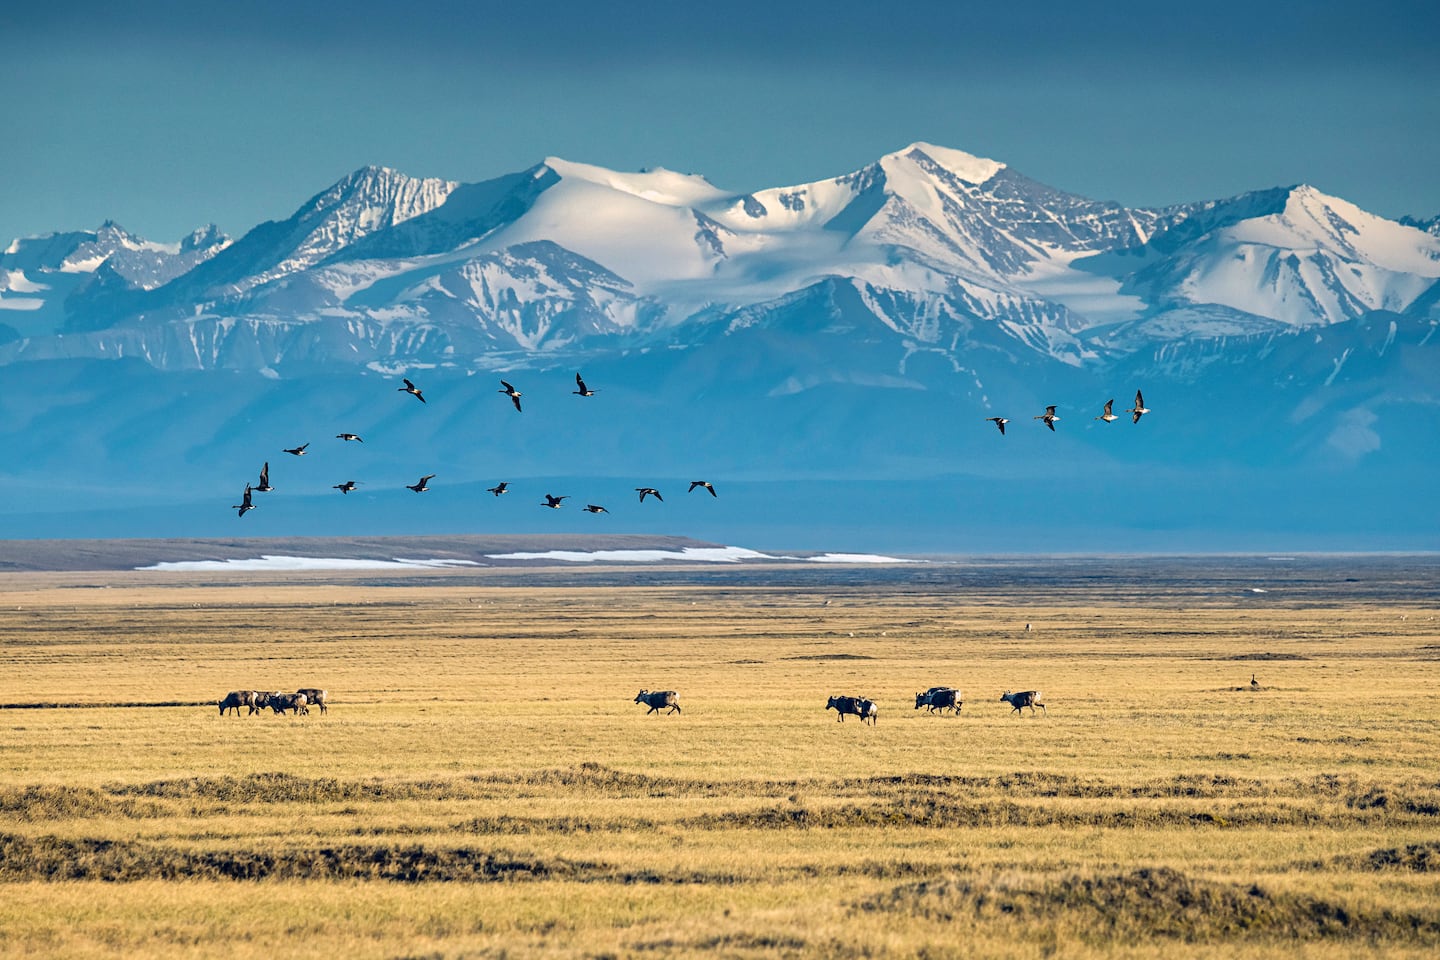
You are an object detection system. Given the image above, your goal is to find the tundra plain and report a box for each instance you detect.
[1,556,1438,958]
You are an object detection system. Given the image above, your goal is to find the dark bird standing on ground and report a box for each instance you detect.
[1034,405,1060,431]
[1095,399,1118,423]
[499,380,522,412]
[487,482,509,497]
[406,474,436,493]
[636,487,663,503]
[582,504,608,513]
[336,433,363,443]
[688,481,717,497]
[333,481,359,494]
[255,462,274,493]
[1127,390,1151,424]
[985,417,1008,435]
[573,373,595,397]
[232,484,255,518]
[541,494,568,509]
[399,378,426,403]
[1251,674,1260,689]
[282,443,309,456]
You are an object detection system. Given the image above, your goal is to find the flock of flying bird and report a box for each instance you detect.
[985,390,1151,435]
[230,377,1153,517]
[229,373,719,518]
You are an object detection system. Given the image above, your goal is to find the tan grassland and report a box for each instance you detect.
[1,564,1438,958]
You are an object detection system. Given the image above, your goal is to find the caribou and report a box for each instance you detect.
[634,690,680,715]
[915,686,962,715]
[218,690,259,717]
[1000,690,1046,716]
[296,688,328,714]
[265,692,309,716]
[826,695,868,723]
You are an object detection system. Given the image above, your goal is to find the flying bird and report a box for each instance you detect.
[582,504,608,513]
[636,487,663,503]
[1127,390,1151,424]
[541,494,568,509]
[399,378,426,403]
[573,373,595,397]
[688,481,717,497]
[1095,399,1118,423]
[333,480,359,494]
[336,433,363,443]
[232,484,255,518]
[499,380,522,412]
[985,417,1008,435]
[1034,405,1060,431]
[487,481,510,497]
[282,442,309,456]
[255,462,274,493]
[406,474,436,493]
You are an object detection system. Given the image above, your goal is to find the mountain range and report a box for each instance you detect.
[1,143,1436,552]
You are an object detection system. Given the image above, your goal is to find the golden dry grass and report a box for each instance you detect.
[1,562,1438,958]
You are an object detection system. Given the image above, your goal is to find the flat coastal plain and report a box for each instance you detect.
[1,556,1438,958]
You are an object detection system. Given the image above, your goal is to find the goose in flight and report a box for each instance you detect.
[985,417,1008,435]
[1127,390,1151,424]
[1034,405,1060,431]
[255,462,274,493]
[282,442,309,456]
[499,380,522,412]
[636,487,663,503]
[406,474,436,493]
[1095,399,1118,423]
[232,483,255,518]
[582,504,608,513]
[399,378,425,403]
[336,433,363,443]
[487,481,510,497]
[333,480,359,494]
[688,480,717,497]
[573,373,595,397]
[541,494,568,509]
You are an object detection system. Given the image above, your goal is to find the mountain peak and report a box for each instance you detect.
[884,142,1006,185]
[540,156,728,207]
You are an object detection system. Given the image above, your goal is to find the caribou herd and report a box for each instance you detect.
[629,686,1047,724]
[218,688,328,717]
[219,684,1045,722]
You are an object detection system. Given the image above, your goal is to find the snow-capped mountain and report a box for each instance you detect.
[5,142,1436,379]
[0,221,229,340]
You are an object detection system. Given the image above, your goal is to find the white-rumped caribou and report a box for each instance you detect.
[1000,690,1046,716]
[634,690,680,715]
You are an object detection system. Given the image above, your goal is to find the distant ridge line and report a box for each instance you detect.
[0,534,722,572]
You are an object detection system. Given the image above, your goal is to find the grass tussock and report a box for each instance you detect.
[682,797,1390,831]
[0,833,590,882]
[857,867,1440,944]
[1350,843,1440,872]
[0,784,165,821]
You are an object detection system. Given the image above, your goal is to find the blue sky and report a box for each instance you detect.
[3,0,1437,242]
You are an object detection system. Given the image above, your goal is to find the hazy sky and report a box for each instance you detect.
[4,0,1437,242]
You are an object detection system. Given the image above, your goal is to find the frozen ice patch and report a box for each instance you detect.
[804,553,914,563]
[484,546,778,563]
[139,556,482,571]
